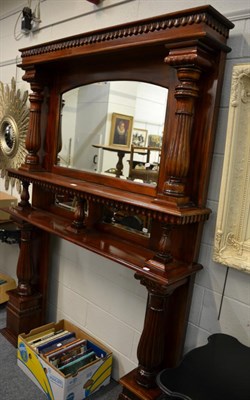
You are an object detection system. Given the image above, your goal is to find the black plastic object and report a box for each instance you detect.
[157,333,250,400]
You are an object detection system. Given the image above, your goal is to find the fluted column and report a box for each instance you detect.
[163,46,213,199]
[134,275,172,388]
[20,67,44,170]
[163,67,201,198]
[3,221,43,345]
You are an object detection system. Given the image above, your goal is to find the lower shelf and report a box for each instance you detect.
[7,205,201,286]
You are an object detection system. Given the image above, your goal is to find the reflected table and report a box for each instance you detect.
[157,333,250,400]
[0,221,20,244]
[92,144,148,178]
[92,144,132,177]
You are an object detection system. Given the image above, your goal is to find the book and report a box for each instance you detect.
[44,337,82,358]
[47,339,87,368]
[59,350,96,376]
[59,349,90,368]
[37,332,76,354]
[46,339,87,363]
[27,328,56,344]
[31,330,69,349]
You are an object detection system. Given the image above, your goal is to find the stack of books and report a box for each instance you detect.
[27,328,97,376]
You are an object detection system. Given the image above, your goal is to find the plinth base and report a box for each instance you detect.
[119,369,162,400]
[2,289,43,346]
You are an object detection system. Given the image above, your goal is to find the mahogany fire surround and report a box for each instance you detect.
[2,5,233,400]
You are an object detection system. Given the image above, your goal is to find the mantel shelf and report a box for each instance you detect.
[7,169,211,224]
[6,205,201,286]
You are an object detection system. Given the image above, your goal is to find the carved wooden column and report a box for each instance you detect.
[135,277,171,388]
[20,67,44,171]
[163,47,213,201]
[17,181,31,209]
[119,272,197,400]
[67,197,87,233]
[1,221,43,345]
[145,224,174,272]
[118,277,171,400]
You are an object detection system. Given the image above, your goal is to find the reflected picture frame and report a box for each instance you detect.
[109,113,133,148]
[148,134,162,148]
[131,128,148,147]
[213,64,250,273]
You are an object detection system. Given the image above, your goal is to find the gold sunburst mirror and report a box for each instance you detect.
[0,77,29,192]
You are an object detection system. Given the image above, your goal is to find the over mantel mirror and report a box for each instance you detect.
[15,5,234,214]
[58,81,168,185]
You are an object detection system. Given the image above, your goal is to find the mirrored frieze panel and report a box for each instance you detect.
[58,81,168,185]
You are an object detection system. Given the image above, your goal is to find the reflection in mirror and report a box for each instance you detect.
[54,193,151,237]
[4,124,14,150]
[0,118,17,156]
[58,81,168,184]
[102,205,151,237]
[55,193,77,212]
[0,116,18,158]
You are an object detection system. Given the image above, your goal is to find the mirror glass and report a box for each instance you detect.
[4,124,14,150]
[58,81,168,185]
[0,117,18,157]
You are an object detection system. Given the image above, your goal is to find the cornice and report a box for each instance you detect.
[20,8,233,60]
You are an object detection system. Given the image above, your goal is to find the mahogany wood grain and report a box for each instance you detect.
[4,6,233,399]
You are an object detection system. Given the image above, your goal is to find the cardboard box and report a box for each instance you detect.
[0,273,17,304]
[17,320,112,400]
[0,192,17,220]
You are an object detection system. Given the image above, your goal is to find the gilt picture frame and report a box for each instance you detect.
[109,113,133,148]
[213,64,250,273]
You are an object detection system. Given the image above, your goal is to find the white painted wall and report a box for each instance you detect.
[0,0,250,382]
